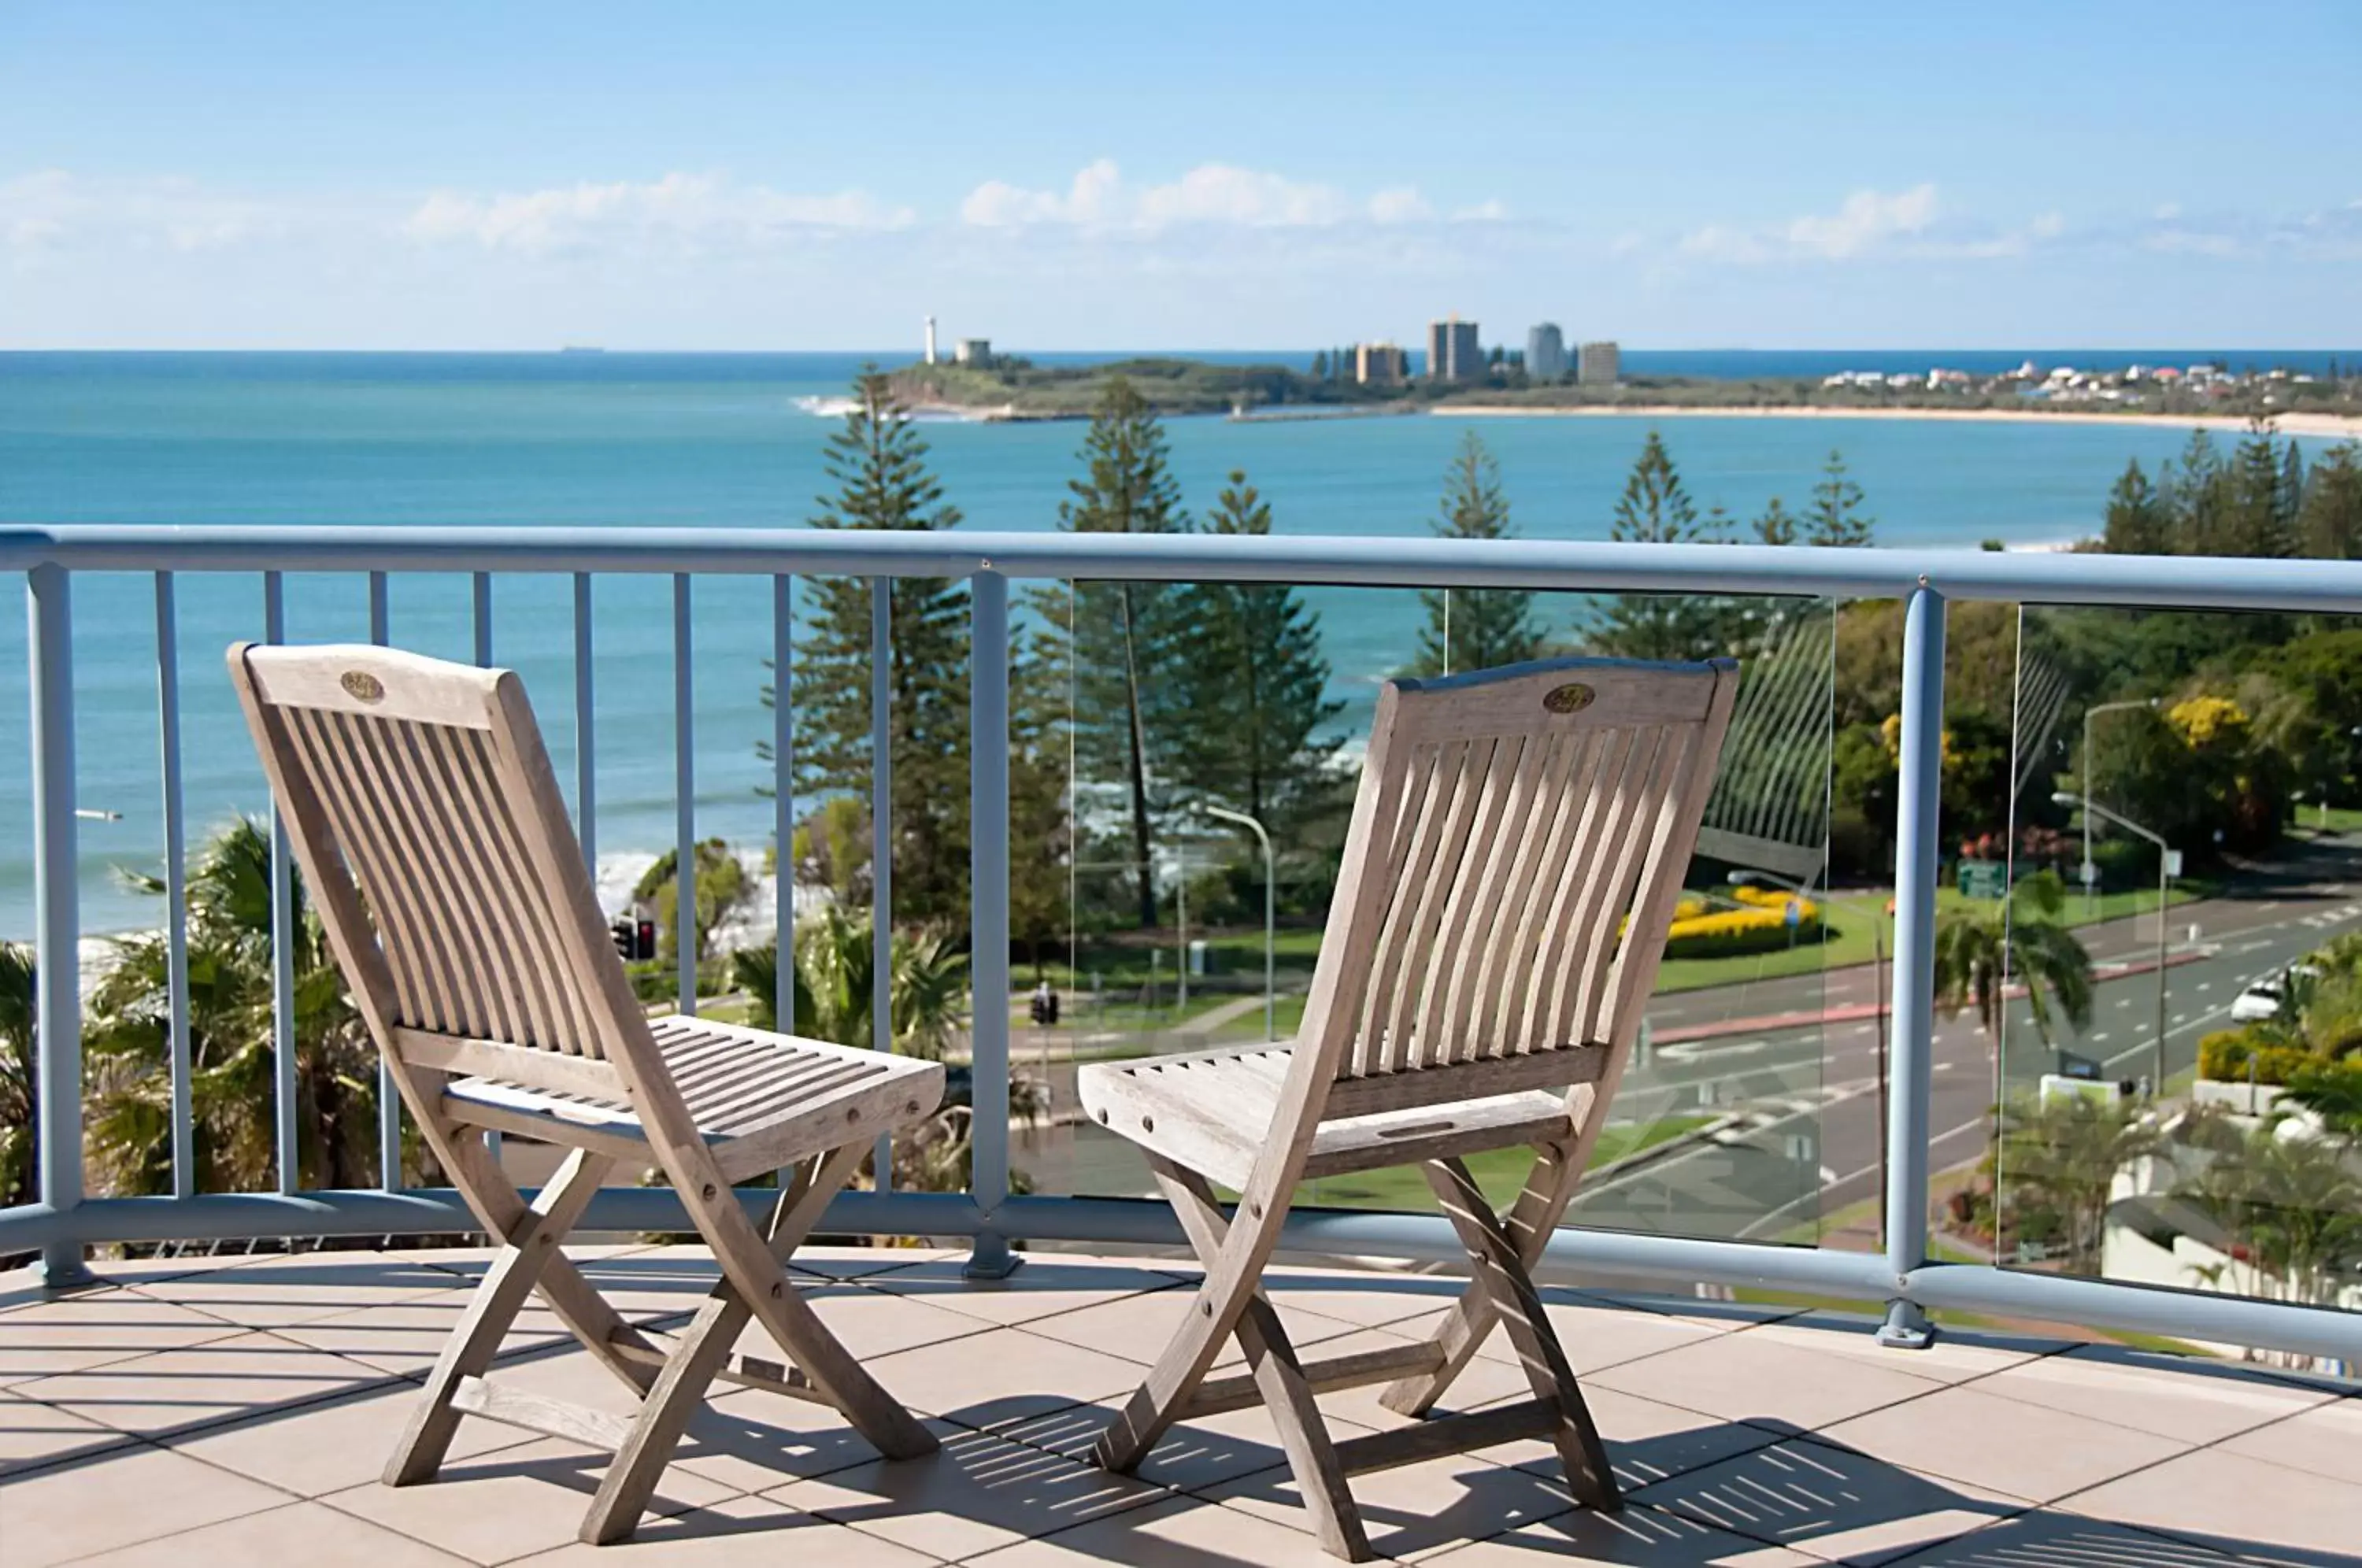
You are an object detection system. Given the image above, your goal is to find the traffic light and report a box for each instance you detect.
[611,919,657,962]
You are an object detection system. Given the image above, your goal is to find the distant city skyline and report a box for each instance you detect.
[3,2,2357,349]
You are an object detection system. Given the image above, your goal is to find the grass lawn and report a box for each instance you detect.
[1284,1118,1712,1214]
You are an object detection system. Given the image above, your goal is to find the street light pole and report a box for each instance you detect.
[2056,792,2171,1096]
[1202,804,1276,1043]
[2081,698,2157,912]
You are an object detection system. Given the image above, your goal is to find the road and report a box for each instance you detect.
[1013,834,2362,1241]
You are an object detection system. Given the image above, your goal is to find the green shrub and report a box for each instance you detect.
[2197,1026,2320,1085]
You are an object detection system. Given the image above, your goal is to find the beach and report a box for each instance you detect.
[1443,402,2362,439]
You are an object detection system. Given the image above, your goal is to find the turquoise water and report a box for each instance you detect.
[0,351,2320,935]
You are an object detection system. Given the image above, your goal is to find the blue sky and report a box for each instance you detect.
[3,2,2356,349]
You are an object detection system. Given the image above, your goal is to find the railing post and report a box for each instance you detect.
[869,578,894,1185]
[264,572,299,1195]
[28,564,94,1288]
[155,573,194,1200]
[673,574,695,1017]
[965,569,1019,1278]
[369,574,402,1189]
[1879,581,1944,1349]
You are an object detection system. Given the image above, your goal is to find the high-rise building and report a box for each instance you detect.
[1578,340,1621,386]
[1527,324,1567,382]
[1354,342,1409,386]
[1427,317,1483,383]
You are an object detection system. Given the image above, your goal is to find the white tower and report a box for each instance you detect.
[924,316,938,365]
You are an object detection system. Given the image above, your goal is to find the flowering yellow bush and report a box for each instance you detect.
[1659,889,1823,959]
[2168,694,2248,748]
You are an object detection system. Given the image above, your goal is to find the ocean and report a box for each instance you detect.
[2,349,2349,937]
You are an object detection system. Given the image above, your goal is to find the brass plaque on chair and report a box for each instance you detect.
[1542,682,1595,715]
[341,671,387,703]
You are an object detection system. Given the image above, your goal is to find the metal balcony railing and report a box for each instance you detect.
[3,524,2358,1366]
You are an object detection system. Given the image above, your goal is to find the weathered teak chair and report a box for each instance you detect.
[1078,655,1738,1560]
[229,642,945,1544]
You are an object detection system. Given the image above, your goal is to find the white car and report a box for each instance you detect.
[2231,974,2288,1023]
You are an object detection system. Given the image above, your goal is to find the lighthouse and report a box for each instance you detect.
[924,316,938,366]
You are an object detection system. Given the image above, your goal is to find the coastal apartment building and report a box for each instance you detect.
[1527,323,1567,381]
[1354,342,1409,386]
[1427,316,1483,383]
[1578,339,1620,386]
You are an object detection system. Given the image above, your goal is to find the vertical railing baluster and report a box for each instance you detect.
[674,575,695,1017]
[964,570,1017,1277]
[368,572,401,1190]
[772,575,793,1027]
[1878,582,1944,1350]
[265,572,298,1196]
[155,573,194,1199]
[28,564,93,1286]
[472,571,492,666]
[573,574,596,875]
[869,577,894,1185]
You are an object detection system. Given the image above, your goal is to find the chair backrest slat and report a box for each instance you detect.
[231,644,660,1099]
[1290,656,1738,1122]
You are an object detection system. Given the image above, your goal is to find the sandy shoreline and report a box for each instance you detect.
[1439,403,2362,439]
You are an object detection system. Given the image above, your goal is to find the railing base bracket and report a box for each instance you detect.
[1875,1299,1935,1350]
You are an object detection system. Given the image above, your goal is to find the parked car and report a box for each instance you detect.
[2230,977,2284,1023]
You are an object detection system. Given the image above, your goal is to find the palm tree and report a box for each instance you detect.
[81,817,387,1196]
[1997,1091,2164,1274]
[1,942,37,1210]
[1933,869,2094,1046]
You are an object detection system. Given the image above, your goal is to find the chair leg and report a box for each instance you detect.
[1420,1156,1618,1511]
[579,1145,862,1544]
[387,1144,616,1487]
[1149,1160,1372,1562]
[1090,1158,1282,1479]
[688,1142,939,1465]
[1380,1140,1579,1418]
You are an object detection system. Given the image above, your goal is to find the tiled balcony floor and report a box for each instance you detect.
[2,1244,2356,1566]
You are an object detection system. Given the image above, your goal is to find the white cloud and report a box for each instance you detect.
[2,170,272,256]
[959,161,1486,231]
[1779,183,1938,257]
[1453,198,1509,223]
[1675,185,2078,264]
[403,172,913,253]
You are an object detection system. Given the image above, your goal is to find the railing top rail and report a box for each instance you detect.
[10,523,2362,614]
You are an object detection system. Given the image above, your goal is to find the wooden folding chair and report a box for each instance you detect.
[229,642,945,1544]
[1078,655,1739,1560]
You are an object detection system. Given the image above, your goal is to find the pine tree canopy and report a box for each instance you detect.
[1590,430,1734,661]
[1805,449,1875,547]
[772,369,973,925]
[1169,471,1346,841]
[1414,431,1545,675]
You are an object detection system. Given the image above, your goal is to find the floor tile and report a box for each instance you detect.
[2214,1394,2362,1488]
[320,1436,737,1564]
[1734,1318,2062,1386]
[0,1443,294,1567]
[1021,1284,1362,1370]
[506,1491,939,1566]
[127,1249,465,1327]
[9,1329,395,1437]
[665,1383,898,1493]
[857,1323,1150,1430]
[1487,1385,1786,1493]
[0,1385,138,1476]
[273,1289,572,1374]
[168,1381,537,1496]
[1633,1437,2025,1566]
[728,1280,997,1363]
[1392,1294,1723,1379]
[765,1422,1169,1561]
[59,1497,473,1566]
[994,1394,1384,1492]
[855,1257,1192,1326]
[790,1244,954,1280]
[1873,1512,2249,1566]
[1423,1505,1823,1566]
[959,1489,1359,1567]
[1814,1383,2190,1503]
[1254,1267,1474,1328]
[0,1292,249,1386]
[2057,1446,2362,1565]
[1966,1347,2334,1445]
[1589,1332,1949,1432]
[1211,1448,1580,1559]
